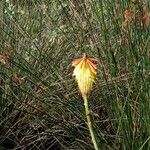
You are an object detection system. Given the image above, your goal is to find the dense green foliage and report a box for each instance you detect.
[0,0,150,149]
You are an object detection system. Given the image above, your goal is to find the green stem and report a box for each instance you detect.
[83,95,100,150]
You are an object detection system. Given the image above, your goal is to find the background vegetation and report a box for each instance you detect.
[0,0,150,149]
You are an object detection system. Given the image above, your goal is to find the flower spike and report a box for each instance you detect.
[72,54,97,97]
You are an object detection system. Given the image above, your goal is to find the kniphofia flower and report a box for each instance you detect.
[72,54,97,97]
[72,54,99,150]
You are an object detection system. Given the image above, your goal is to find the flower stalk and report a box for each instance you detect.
[83,95,99,150]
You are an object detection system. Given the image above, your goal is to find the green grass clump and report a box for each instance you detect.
[0,0,150,149]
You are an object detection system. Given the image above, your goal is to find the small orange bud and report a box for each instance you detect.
[122,8,133,28]
[0,50,9,64]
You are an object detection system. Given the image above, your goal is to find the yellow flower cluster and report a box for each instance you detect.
[72,54,97,96]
